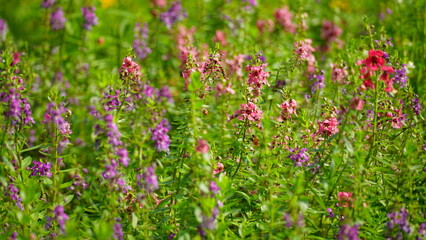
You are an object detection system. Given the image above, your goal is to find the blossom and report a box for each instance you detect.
[137,165,159,193]
[256,19,274,33]
[350,98,365,111]
[337,192,353,208]
[5,183,23,210]
[294,39,316,73]
[42,102,72,135]
[386,208,411,239]
[50,8,66,31]
[29,161,52,177]
[393,64,408,88]
[196,139,209,154]
[213,30,227,46]
[150,119,171,152]
[245,63,270,97]
[331,64,348,84]
[287,148,309,167]
[54,205,69,233]
[228,102,263,126]
[274,6,296,33]
[310,70,325,94]
[0,19,7,41]
[209,181,220,195]
[133,23,152,60]
[317,117,339,136]
[113,218,124,240]
[337,224,360,240]
[321,20,342,43]
[412,98,422,115]
[41,0,55,8]
[364,50,386,71]
[119,56,141,84]
[160,1,187,29]
[279,99,297,120]
[213,162,224,175]
[81,7,98,30]
[104,114,123,147]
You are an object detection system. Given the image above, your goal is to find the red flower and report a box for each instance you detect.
[364,50,385,71]
[337,192,353,208]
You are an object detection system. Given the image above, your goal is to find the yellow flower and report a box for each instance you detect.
[100,0,116,8]
[330,0,349,11]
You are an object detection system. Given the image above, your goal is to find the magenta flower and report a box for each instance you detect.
[228,102,263,127]
[196,139,209,154]
[50,8,66,31]
[81,7,98,30]
[274,6,296,33]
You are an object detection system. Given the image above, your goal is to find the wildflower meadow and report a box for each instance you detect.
[0,0,425,239]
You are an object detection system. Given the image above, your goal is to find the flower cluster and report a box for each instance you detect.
[386,208,411,239]
[137,165,159,194]
[320,20,342,52]
[337,224,360,240]
[228,102,263,127]
[5,183,23,210]
[310,70,325,94]
[102,89,121,111]
[283,212,305,228]
[0,19,7,41]
[119,57,141,85]
[331,64,348,84]
[150,119,171,152]
[67,174,88,198]
[81,7,98,30]
[113,218,124,240]
[294,39,316,73]
[245,63,270,97]
[42,102,72,135]
[133,23,152,60]
[279,99,297,121]
[274,6,296,33]
[53,205,68,233]
[196,139,209,154]
[41,0,55,8]
[287,148,309,167]
[0,87,35,127]
[412,98,422,115]
[359,50,395,92]
[160,1,187,29]
[50,8,66,31]
[393,64,408,88]
[316,117,339,137]
[337,192,353,208]
[29,161,52,177]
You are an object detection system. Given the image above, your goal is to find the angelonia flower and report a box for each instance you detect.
[50,8,66,31]
[287,148,309,167]
[358,50,395,92]
[350,98,365,111]
[279,99,297,121]
[54,205,69,233]
[104,114,123,147]
[209,181,220,195]
[29,161,52,177]
[337,224,360,240]
[137,165,159,194]
[10,232,17,240]
[81,7,98,30]
[245,63,270,97]
[294,39,316,73]
[151,0,166,8]
[316,117,339,136]
[256,19,274,33]
[283,212,305,228]
[102,89,121,111]
[228,102,263,128]
[42,102,72,136]
[386,207,411,239]
[119,56,141,84]
[0,88,35,126]
[213,30,227,46]
[113,218,124,240]
[213,162,224,175]
[67,174,88,198]
[0,19,7,41]
[337,192,353,208]
[417,223,426,240]
[150,119,171,152]
[160,1,187,29]
[133,23,152,60]
[225,54,246,78]
[331,64,348,84]
[274,6,296,33]
[5,183,23,210]
[412,98,422,115]
[321,20,342,43]
[196,139,209,154]
[393,64,408,88]
[326,208,335,218]
[41,0,55,8]
[309,70,325,94]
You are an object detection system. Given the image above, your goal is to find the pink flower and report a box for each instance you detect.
[274,6,296,33]
[294,39,316,73]
[279,99,297,120]
[364,50,385,71]
[337,192,353,208]
[256,19,274,33]
[330,64,348,84]
[195,139,209,154]
[317,117,339,136]
[119,57,141,84]
[213,30,227,46]
[213,162,224,175]
[245,63,270,97]
[350,98,365,111]
[228,102,263,127]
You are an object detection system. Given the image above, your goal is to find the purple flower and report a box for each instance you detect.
[133,23,152,60]
[81,7,98,30]
[337,224,360,240]
[150,119,171,152]
[54,205,69,233]
[0,19,7,41]
[105,114,123,147]
[386,208,411,239]
[29,161,52,177]
[113,218,124,240]
[42,102,72,135]
[137,165,159,193]
[102,159,119,180]
[209,181,220,195]
[41,0,55,8]
[393,64,408,88]
[50,8,66,31]
[116,148,130,167]
[412,98,422,115]
[326,208,335,218]
[5,183,23,210]
[10,232,17,240]
[418,223,426,240]
[309,70,325,94]
[287,148,309,167]
[160,1,187,29]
